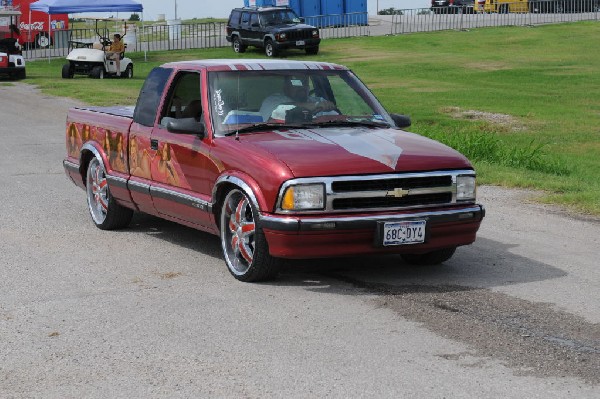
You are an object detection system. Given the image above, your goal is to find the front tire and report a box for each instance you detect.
[220,189,281,282]
[124,64,133,79]
[86,157,133,230]
[305,46,319,55]
[62,63,74,79]
[91,65,104,79]
[400,247,457,266]
[264,39,278,57]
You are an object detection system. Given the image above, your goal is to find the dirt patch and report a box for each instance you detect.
[442,106,527,131]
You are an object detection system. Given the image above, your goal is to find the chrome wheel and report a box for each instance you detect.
[85,156,133,230]
[86,157,109,225]
[221,189,256,276]
[220,188,281,281]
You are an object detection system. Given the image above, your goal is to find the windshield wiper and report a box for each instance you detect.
[223,123,301,136]
[308,119,391,128]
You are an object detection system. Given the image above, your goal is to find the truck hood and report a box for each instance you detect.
[237,127,473,177]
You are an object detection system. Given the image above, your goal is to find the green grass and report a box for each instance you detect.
[27,21,600,215]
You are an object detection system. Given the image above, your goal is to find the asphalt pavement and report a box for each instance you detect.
[0,83,598,398]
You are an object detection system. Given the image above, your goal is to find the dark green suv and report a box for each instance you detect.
[226,7,321,57]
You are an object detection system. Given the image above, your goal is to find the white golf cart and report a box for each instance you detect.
[0,7,26,80]
[62,18,133,79]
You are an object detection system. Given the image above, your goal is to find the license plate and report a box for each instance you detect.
[382,220,426,246]
[296,40,305,46]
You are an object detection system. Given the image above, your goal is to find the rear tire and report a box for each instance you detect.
[232,36,246,53]
[220,188,281,282]
[401,247,457,266]
[86,156,133,230]
[62,63,74,79]
[125,64,133,79]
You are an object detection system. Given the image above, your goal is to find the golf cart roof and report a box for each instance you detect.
[0,9,22,17]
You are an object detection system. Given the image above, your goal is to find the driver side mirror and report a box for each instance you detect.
[390,113,411,129]
[166,118,206,138]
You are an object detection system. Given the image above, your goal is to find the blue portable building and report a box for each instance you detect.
[320,0,343,26]
[343,0,368,25]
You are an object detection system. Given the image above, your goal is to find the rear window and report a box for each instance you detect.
[228,10,241,26]
[133,67,172,127]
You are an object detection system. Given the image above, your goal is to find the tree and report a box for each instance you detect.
[378,8,404,15]
[129,13,140,22]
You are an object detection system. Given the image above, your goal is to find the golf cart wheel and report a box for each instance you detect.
[91,65,104,79]
[125,64,133,79]
[62,63,74,79]
[11,69,26,80]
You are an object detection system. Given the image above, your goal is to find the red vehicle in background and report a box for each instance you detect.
[1,0,68,48]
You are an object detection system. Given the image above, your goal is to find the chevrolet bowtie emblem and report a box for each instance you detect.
[386,188,410,198]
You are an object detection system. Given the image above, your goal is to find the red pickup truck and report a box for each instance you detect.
[63,59,484,282]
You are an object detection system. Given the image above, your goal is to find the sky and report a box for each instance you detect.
[132,1,431,21]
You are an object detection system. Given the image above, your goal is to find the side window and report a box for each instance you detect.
[228,10,241,27]
[159,71,202,127]
[327,75,373,116]
[250,13,259,27]
[241,12,250,29]
[133,67,172,127]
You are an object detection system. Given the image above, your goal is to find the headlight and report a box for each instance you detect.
[281,184,325,211]
[456,175,476,201]
[278,33,287,41]
[312,30,319,38]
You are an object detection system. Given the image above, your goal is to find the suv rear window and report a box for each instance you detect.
[228,10,241,26]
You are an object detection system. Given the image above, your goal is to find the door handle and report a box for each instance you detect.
[150,139,158,150]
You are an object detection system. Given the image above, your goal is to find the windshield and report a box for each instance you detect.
[208,69,393,136]
[260,10,301,25]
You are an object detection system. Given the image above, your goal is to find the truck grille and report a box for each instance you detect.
[333,193,453,210]
[277,170,475,214]
[332,175,452,193]
[286,29,314,41]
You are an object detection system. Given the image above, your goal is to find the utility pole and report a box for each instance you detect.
[174,0,178,20]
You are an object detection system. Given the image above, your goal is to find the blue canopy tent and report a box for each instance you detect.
[29,0,143,14]
[29,0,144,59]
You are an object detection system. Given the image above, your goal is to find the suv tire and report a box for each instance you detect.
[232,36,247,53]
[264,39,277,57]
[305,46,319,55]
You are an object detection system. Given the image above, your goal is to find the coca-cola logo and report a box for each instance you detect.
[19,21,45,31]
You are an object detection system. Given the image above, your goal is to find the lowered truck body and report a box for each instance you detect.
[64,59,484,282]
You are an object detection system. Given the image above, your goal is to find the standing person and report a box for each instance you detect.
[105,34,125,76]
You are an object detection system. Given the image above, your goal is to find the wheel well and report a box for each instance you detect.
[212,182,236,230]
[79,150,95,186]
